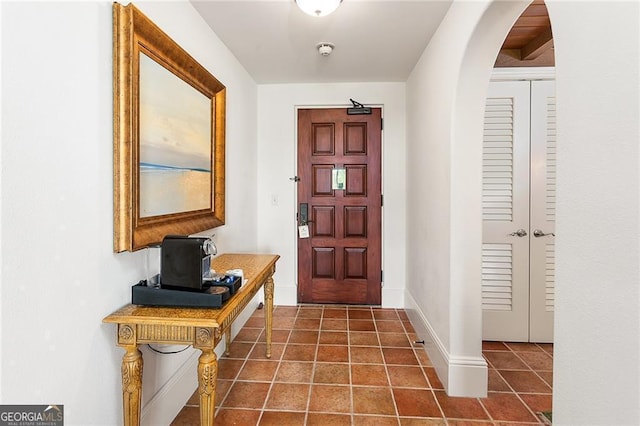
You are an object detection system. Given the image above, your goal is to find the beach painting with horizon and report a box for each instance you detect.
[138,52,212,218]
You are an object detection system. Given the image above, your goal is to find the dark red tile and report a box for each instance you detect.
[313,363,350,384]
[373,309,400,320]
[537,343,554,355]
[275,361,314,383]
[248,343,284,360]
[520,393,553,413]
[258,329,290,343]
[244,316,266,328]
[317,345,349,363]
[272,316,296,329]
[350,346,384,364]
[259,411,305,425]
[349,309,374,320]
[323,308,348,319]
[499,370,552,393]
[402,321,416,333]
[354,415,401,425]
[414,347,432,366]
[351,364,389,386]
[350,332,379,346]
[294,318,321,330]
[289,330,319,344]
[424,367,444,390]
[517,351,553,371]
[322,319,348,331]
[480,392,539,422]
[237,360,279,381]
[273,306,299,317]
[224,342,254,359]
[298,307,323,318]
[216,359,244,380]
[382,348,419,365]
[349,319,376,332]
[307,413,351,425]
[393,388,442,417]
[376,320,405,333]
[353,386,396,415]
[234,327,262,342]
[482,341,509,351]
[387,365,429,388]
[538,371,553,388]
[319,331,348,345]
[399,418,447,425]
[484,351,528,370]
[170,406,199,425]
[434,390,489,420]
[282,344,316,362]
[308,384,351,413]
[378,333,411,347]
[223,382,271,408]
[264,383,310,410]
[487,369,511,392]
[215,379,233,406]
[504,342,544,352]
[213,408,261,426]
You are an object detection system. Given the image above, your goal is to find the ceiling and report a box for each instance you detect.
[190,0,553,85]
[496,0,554,67]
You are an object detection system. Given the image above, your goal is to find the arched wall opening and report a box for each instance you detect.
[407,1,640,422]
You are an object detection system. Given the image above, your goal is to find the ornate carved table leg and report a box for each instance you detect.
[195,327,218,425]
[118,325,142,426]
[264,275,274,359]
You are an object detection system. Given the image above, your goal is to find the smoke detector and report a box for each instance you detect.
[317,42,335,57]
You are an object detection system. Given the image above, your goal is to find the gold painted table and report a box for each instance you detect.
[104,253,279,426]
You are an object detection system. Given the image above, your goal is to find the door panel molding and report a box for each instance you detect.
[297,107,382,305]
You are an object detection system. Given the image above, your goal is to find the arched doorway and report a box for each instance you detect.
[481,1,557,343]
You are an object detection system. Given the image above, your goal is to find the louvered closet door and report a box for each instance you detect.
[529,80,556,343]
[482,81,531,342]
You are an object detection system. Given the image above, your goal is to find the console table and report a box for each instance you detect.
[103,253,279,426]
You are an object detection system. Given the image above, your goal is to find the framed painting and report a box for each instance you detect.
[113,3,226,252]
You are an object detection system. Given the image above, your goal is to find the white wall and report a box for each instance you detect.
[405,0,529,397]
[406,0,640,421]
[256,83,406,308]
[1,1,258,424]
[547,1,640,424]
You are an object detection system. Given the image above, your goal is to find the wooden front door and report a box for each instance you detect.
[297,107,382,305]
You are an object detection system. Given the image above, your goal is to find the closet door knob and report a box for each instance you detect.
[533,229,555,237]
[508,229,528,237]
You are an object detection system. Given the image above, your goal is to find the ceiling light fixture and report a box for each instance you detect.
[295,0,342,17]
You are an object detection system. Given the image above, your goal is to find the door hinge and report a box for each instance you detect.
[381,270,384,282]
[381,194,384,207]
[381,118,384,130]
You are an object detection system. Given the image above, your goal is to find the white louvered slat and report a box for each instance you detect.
[483,97,514,222]
[546,97,557,222]
[482,244,513,311]
[545,243,555,312]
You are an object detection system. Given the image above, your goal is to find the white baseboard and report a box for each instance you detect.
[140,295,262,425]
[404,290,488,397]
[274,284,298,306]
[381,287,405,308]
[141,350,199,426]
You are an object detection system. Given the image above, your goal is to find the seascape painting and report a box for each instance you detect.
[138,52,212,218]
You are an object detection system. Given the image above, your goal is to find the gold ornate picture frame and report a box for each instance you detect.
[113,3,226,252]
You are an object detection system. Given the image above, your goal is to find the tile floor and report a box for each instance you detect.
[171,305,553,425]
